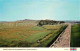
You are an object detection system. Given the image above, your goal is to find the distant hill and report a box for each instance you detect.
[64,21,80,24]
[1,19,80,27]
[15,19,39,25]
[0,19,40,27]
[0,19,66,26]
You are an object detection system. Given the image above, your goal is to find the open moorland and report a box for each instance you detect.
[0,20,67,47]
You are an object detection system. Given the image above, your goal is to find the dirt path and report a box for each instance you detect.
[50,23,71,47]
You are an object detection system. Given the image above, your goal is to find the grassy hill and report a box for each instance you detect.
[0,19,67,47]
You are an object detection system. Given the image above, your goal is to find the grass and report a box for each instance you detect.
[37,25,67,47]
[31,25,67,47]
[71,24,80,47]
[42,25,61,29]
[26,31,51,43]
[0,22,67,47]
[29,26,45,31]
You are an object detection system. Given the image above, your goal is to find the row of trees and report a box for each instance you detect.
[37,20,65,26]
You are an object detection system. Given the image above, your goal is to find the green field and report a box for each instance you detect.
[71,24,80,47]
[0,22,67,47]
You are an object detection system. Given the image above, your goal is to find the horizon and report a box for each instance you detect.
[0,0,80,21]
[0,18,80,22]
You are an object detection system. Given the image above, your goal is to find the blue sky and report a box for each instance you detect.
[0,0,80,21]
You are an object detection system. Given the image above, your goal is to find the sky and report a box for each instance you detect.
[0,0,80,21]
